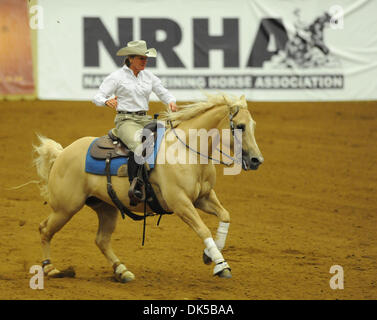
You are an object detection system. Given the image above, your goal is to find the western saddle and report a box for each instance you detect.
[90,120,160,164]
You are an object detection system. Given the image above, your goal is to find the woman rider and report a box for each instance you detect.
[93,40,177,204]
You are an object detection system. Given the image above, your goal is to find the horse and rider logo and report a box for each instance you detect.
[263,9,341,69]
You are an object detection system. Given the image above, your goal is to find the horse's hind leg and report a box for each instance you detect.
[90,200,135,283]
[39,210,77,277]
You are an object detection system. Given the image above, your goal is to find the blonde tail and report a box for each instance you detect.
[33,134,63,200]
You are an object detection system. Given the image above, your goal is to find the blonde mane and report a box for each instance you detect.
[160,93,248,125]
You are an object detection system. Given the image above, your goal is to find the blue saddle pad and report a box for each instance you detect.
[85,126,166,176]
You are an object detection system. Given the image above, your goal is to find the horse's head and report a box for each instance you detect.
[309,12,332,34]
[225,95,264,171]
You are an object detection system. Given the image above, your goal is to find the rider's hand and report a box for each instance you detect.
[105,96,118,109]
[169,101,177,112]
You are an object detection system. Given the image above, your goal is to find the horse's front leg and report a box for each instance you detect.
[168,193,231,278]
[195,189,230,264]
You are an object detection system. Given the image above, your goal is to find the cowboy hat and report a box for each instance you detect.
[116,40,157,57]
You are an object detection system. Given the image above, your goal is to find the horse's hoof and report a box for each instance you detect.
[43,264,62,278]
[213,261,232,278]
[120,270,135,283]
[202,251,212,265]
[114,267,135,283]
[115,264,135,283]
[217,268,232,279]
[47,269,63,278]
[60,266,76,278]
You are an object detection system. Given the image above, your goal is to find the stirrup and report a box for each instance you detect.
[128,177,145,206]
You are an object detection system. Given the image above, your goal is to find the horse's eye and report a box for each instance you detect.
[236,124,245,131]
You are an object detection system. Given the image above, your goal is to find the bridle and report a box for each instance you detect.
[229,106,243,146]
[169,106,243,166]
[229,106,240,136]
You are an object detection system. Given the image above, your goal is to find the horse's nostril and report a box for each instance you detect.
[251,157,260,164]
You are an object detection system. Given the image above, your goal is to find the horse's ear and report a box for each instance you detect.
[240,95,247,106]
[223,94,233,106]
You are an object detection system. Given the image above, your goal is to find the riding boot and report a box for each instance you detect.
[127,154,145,206]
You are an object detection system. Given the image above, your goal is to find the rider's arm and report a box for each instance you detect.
[92,74,118,107]
[150,73,176,106]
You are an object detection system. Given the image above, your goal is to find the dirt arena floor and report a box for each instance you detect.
[0,99,376,300]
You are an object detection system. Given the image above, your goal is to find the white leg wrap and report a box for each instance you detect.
[114,263,135,283]
[213,261,231,275]
[43,263,60,277]
[204,237,224,264]
[115,264,127,276]
[215,222,230,251]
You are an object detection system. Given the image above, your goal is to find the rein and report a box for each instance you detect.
[168,107,241,166]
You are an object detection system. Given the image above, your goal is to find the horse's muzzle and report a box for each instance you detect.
[242,153,263,171]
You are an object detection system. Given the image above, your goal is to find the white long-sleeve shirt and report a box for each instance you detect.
[92,65,176,112]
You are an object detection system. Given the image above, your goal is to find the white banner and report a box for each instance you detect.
[37,0,377,101]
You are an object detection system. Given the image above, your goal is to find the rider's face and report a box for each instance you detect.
[129,55,148,72]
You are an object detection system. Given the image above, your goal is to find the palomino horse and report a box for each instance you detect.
[33,93,263,282]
